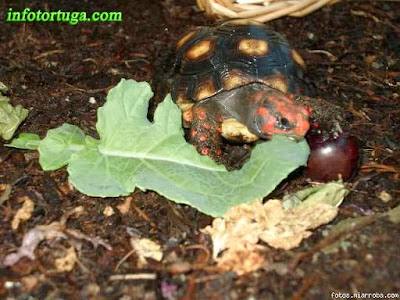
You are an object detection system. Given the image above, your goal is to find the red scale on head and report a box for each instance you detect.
[256,107,269,117]
[294,115,310,135]
[262,114,277,133]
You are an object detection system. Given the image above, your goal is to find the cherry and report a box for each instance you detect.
[305,131,359,182]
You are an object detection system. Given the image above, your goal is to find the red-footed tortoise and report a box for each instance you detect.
[155,19,344,167]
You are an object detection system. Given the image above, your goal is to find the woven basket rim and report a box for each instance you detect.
[196,0,341,22]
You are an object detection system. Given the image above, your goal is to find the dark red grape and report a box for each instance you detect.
[305,132,359,182]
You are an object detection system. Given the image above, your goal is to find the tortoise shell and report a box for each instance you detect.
[167,19,308,113]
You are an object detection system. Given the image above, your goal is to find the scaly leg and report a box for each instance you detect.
[189,103,225,163]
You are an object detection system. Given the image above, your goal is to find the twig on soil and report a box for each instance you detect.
[131,199,158,229]
[185,244,211,265]
[63,83,113,94]
[361,162,400,174]
[114,249,137,272]
[34,50,65,60]
[347,101,372,121]
[350,9,400,31]
[194,273,231,284]
[308,50,338,61]
[109,273,157,281]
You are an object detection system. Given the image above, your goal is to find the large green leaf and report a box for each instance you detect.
[7,79,310,216]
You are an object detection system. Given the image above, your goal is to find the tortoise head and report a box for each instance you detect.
[246,84,310,140]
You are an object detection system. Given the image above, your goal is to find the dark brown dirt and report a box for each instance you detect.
[0,1,399,299]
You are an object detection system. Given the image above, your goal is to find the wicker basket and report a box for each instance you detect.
[196,0,341,22]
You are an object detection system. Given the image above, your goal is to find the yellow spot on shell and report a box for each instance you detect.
[238,39,269,56]
[222,69,252,90]
[195,79,216,101]
[186,39,214,60]
[262,76,288,94]
[176,94,193,112]
[176,30,198,49]
[291,49,306,68]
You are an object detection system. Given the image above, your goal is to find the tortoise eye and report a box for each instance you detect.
[281,117,289,127]
[276,116,291,130]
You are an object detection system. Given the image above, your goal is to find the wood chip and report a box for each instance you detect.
[11,196,35,230]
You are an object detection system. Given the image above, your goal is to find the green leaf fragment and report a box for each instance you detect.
[282,180,349,209]
[0,82,8,93]
[5,133,41,150]
[0,94,29,140]
[387,205,400,224]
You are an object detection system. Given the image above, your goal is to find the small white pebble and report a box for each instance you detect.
[378,191,392,203]
[307,32,315,40]
[21,84,28,90]
[89,97,97,104]
[5,281,21,289]
[65,96,70,102]
[372,34,383,40]
[371,62,383,69]
[84,283,100,296]
[103,205,115,216]
[109,68,120,75]
[365,253,373,261]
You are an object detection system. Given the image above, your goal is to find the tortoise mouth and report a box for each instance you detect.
[287,135,305,142]
[255,130,305,142]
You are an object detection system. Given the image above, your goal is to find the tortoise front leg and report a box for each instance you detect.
[189,102,225,163]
